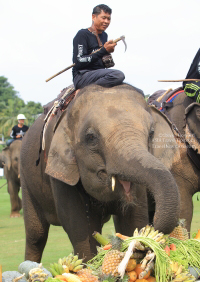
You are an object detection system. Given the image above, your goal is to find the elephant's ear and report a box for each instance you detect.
[2,147,11,170]
[148,106,180,169]
[45,120,80,186]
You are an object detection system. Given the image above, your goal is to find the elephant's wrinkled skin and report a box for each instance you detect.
[157,92,200,231]
[1,140,22,217]
[20,84,180,262]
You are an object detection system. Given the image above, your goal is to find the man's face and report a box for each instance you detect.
[18,119,25,125]
[92,11,111,33]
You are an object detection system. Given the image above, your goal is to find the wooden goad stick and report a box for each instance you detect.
[45,35,126,82]
[158,79,200,82]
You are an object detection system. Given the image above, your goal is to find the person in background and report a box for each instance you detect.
[183,48,200,102]
[72,4,125,89]
[6,114,29,146]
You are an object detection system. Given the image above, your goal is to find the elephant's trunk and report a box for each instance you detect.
[108,145,180,234]
[138,152,180,234]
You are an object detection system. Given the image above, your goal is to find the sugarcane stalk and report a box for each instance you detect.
[139,261,155,279]
[141,251,155,270]
[92,231,109,246]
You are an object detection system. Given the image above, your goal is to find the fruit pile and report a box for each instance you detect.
[2,222,200,282]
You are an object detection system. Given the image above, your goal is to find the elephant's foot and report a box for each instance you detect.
[10,211,21,218]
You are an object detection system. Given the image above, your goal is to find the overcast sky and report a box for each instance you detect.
[0,0,199,106]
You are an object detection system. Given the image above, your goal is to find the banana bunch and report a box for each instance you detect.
[171,272,196,282]
[133,225,167,244]
[58,254,84,273]
[49,262,65,277]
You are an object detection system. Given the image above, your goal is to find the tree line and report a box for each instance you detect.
[0,76,43,141]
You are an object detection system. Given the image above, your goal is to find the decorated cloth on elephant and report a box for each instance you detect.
[72,4,125,89]
[183,48,200,102]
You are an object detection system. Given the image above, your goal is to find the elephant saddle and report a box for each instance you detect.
[148,87,184,113]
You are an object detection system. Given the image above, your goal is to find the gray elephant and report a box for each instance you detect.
[151,90,200,232]
[159,92,200,231]
[1,140,22,217]
[20,84,180,262]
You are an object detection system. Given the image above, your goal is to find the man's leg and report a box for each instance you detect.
[6,139,14,146]
[74,69,125,89]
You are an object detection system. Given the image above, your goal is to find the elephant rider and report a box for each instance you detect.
[6,114,29,146]
[72,4,125,90]
[183,48,200,102]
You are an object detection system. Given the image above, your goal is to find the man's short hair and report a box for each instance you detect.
[92,4,112,15]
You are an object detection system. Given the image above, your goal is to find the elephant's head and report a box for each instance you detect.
[2,141,21,176]
[46,84,180,234]
[185,102,200,153]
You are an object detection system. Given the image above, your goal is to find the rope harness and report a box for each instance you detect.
[36,86,76,166]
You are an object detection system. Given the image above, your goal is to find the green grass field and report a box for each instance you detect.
[0,178,199,272]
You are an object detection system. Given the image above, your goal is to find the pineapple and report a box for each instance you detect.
[102,249,124,277]
[76,269,99,282]
[169,219,189,240]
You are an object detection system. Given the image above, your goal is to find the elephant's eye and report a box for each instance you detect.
[149,128,154,139]
[85,132,98,146]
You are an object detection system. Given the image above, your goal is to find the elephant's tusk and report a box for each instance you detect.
[112,176,116,192]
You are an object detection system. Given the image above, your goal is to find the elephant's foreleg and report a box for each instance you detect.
[22,182,50,262]
[8,180,21,217]
[51,179,103,261]
[172,172,195,234]
[60,205,102,260]
[179,188,193,234]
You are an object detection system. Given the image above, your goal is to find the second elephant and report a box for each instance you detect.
[1,140,22,217]
[150,90,200,231]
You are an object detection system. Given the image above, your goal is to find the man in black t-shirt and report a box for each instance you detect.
[7,114,29,146]
[72,4,125,89]
[183,48,200,102]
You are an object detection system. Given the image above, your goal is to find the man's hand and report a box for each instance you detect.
[16,135,21,138]
[104,40,117,53]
